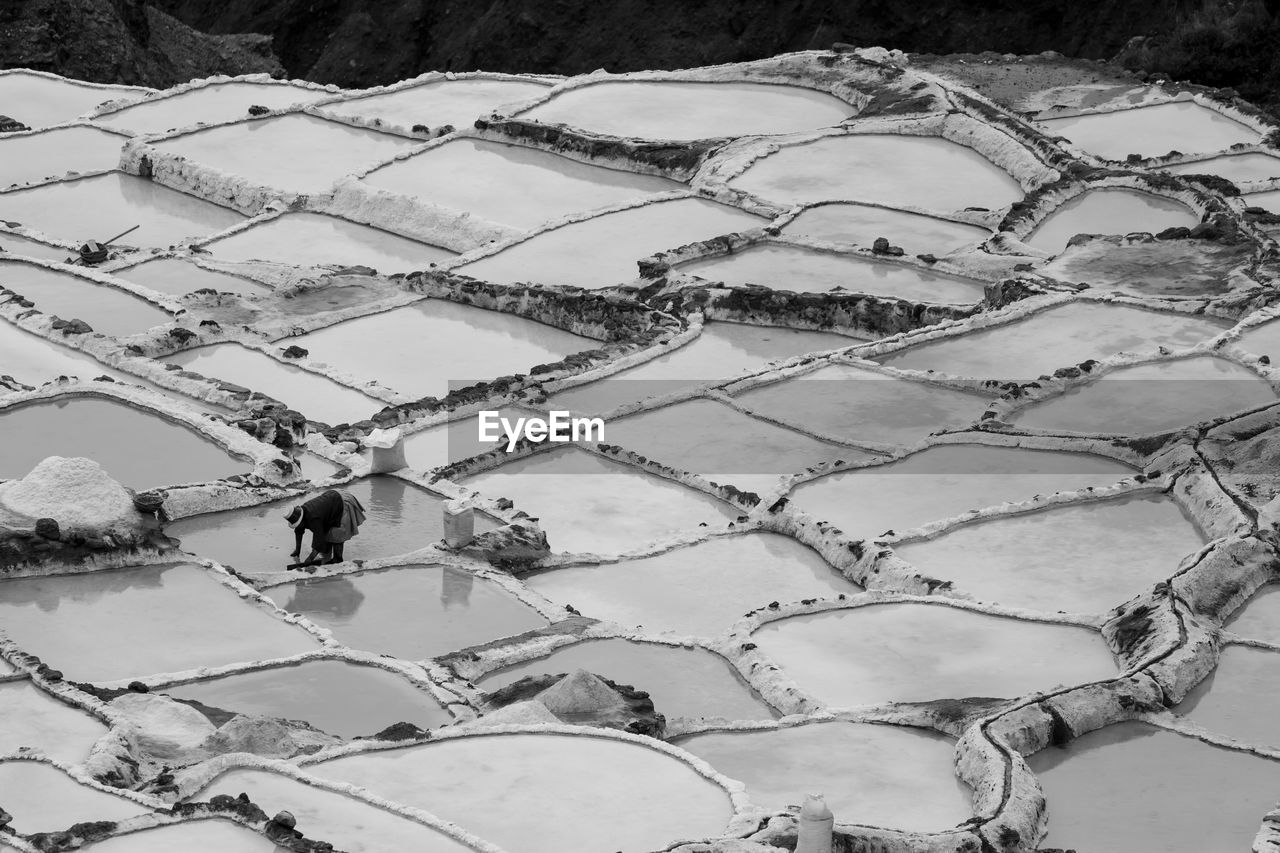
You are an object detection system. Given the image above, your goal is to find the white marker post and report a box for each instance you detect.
[366,427,406,474]
[443,499,475,549]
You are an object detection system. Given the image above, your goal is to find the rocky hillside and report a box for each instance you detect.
[0,0,282,88]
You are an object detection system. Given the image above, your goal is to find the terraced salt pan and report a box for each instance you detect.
[0,682,108,764]
[198,768,473,853]
[478,637,777,720]
[0,563,318,683]
[1237,318,1280,360]
[203,211,453,272]
[1039,101,1260,160]
[361,138,682,230]
[291,300,592,400]
[1024,189,1200,253]
[165,342,382,425]
[269,565,547,659]
[321,77,550,129]
[753,603,1116,706]
[549,321,852,414]
[0,231,71,262]
[94,81,331,135]
[1224,583,1280,644]
[677,722,971,830]
[878,302,1228,380]
[1011,356,1277,434]
[783,203,990,253]
[1163,151,1280,184]
[520,79,854,140]
[0,172,245,248]
[1243,187,1280,213]
[895,494,1204,613]
[735,363,989,445]
[1179,645,1280,749]
[150,114,417,195]
[525,533,857,637]
[309,733,734,853]
[0,761,147,834]
[458,197,764,288]
[790,445,1133,539]
[169,476,495,573]
[604,398,866,494]
[0,260,170,337]
[0,316,137,386]
[0,397,245,487]
[728,134,1024,212]
[164,659,450,737]
[0,72,142,129]
[1029,722,1280,853]
[678,244,985,303]
[462,448,739,554]
[0,125,125,188]
[114,257,269,297]
[80,820,277,852]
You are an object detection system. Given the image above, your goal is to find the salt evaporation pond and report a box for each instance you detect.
[291,300,592,400]
[114,257,270,297]
[80,820,277,852]
[678,244,985,303]
[0,682,107,764]
[1237,318,1280,360]
[150,114,417,195]
[0,172,245,248]
[1029,721,1280,853]
[1024,189,1199,253]
[0,71,143,129]
[94,81,332,135]
[520,79,854,140]
[0,761,146,834]
[197,768,473,853]
[728,134,1024,211]
[526,534,854,637]
[1179,645,1280,748]
[0,125,125,188]
[320,76,550,129]
[878,302,1227,380]
[677,722,971,830]
[361,138,682,230]
[894,494,1204,613]
[791,444,1133,539]
[459,197,763,288]
[0,396,244,487]
[550,321,851,414]
[308,732,734,853]
[753,603,1115,706]
[269,564,546,659]
[0,230,71,262]
[0,563,318,683]
[1243,187,1280,213]
[1163,151,1280,184]
[0,261,170,337]
[1011,356,1277,434]
[204,211,453,272]
[479,637,776,720]
[1223,584,1280,643]
[169,476,489,572]
[165,342,382,425]
[164,659,451,737]
[784,203,989,253]
[400,405,543,469]
[0,317,137,386]
[605,399,864,494]
[463,448,739,554]
[1039,101,1260,160]
[735,363,988,445]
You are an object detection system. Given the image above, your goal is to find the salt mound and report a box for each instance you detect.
[0,456,139,535]
[460,699,561,731]
[537,669,627,715]
[201,713,337,758]
[109,693,215,761]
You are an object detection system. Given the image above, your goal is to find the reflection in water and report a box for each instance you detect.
[282,576,365,622]
[440,567,473,609]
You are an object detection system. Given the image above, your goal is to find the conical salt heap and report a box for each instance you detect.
[536,669,629,716]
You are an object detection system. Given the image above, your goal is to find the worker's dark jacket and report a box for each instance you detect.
[299,490,345,549]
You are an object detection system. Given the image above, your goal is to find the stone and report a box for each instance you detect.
[34,517,60,540]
